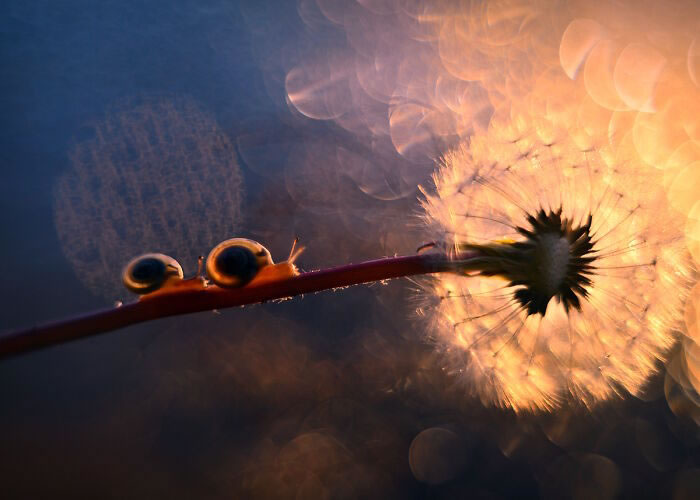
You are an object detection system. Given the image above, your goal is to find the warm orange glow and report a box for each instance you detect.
[281,0,699,411]
[421,124,692,411]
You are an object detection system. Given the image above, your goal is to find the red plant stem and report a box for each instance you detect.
[0,252,473,359]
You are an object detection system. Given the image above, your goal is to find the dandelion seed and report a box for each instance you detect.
[421,121,694,412]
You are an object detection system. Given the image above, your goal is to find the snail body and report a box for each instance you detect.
[205,238,302,288]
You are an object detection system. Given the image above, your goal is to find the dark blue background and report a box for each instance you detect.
[1,2,698,498]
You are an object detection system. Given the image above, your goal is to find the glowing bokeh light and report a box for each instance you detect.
[278,0,699,412]
[54,96,244,299]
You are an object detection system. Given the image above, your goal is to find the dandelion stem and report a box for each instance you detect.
[0,252,477,359]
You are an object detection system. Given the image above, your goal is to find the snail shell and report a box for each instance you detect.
[122,253,184,294]
[205,238,273,288]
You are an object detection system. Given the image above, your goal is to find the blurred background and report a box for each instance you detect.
[1,0,699,498]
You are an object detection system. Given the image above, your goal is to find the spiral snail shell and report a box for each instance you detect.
[122,253,184,294]
[205,238,274,288]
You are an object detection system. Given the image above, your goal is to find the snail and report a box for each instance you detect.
[205,237,304,288]
[122,253,186,294]
[122,253,205,296]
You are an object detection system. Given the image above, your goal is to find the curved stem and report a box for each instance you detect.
[0,252,475,359]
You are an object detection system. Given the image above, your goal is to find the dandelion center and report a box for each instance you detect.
[498,208,595,317]
[536,234,570,300]
[459,207,597,316]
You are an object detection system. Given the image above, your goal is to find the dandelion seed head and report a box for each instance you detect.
[421,120,693,412]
